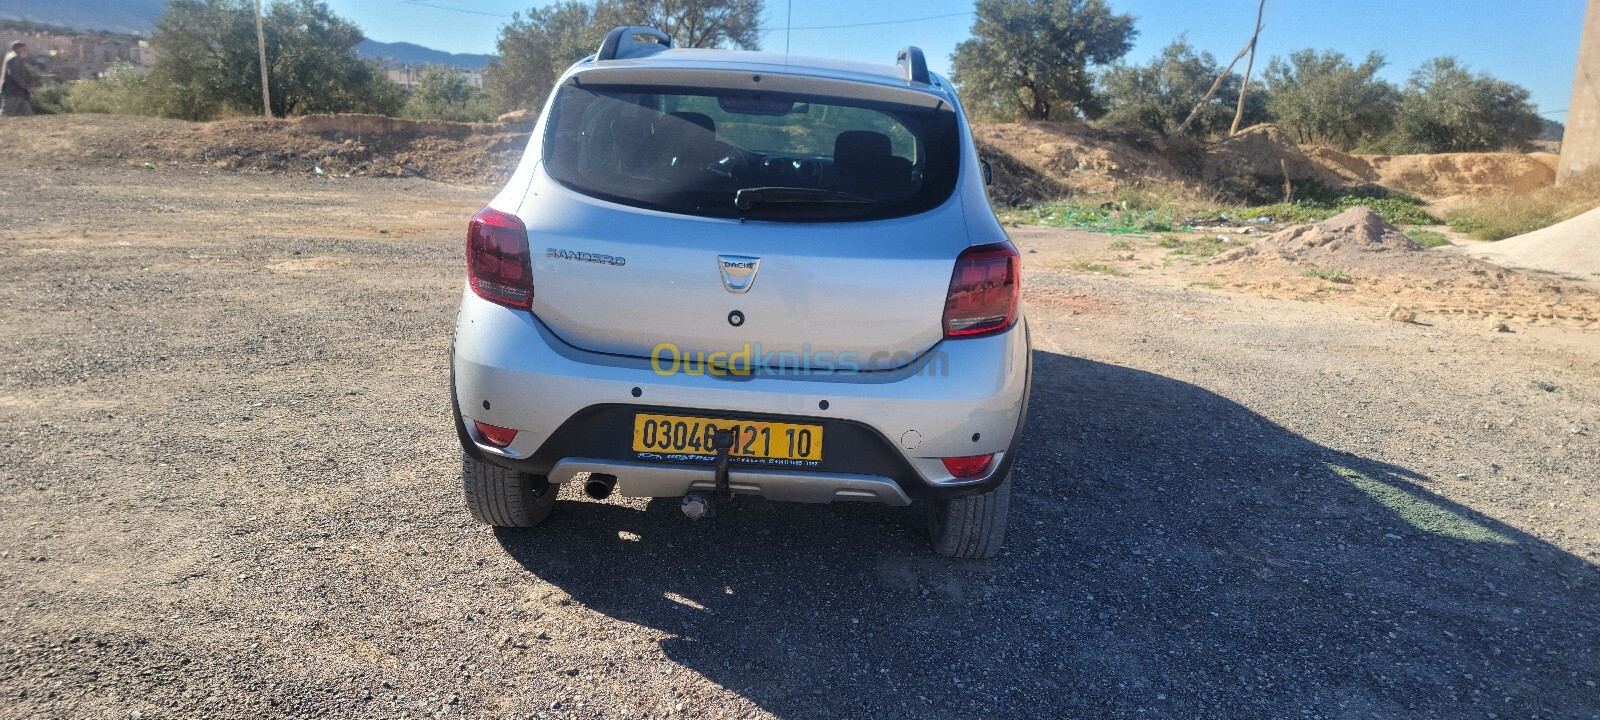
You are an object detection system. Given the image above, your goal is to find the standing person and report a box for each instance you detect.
[1,42,36,117]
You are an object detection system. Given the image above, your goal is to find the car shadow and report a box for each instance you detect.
[494,350,1599,718]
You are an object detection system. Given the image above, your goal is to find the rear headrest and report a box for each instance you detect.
[668,111,715,134]
[834,130,892,176]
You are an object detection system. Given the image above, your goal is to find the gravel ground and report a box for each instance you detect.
[1,165,1597,720]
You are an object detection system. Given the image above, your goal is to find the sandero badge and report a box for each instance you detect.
[547,248,626,266]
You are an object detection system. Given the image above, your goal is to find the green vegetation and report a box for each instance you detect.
[1158,235,1234,257]
[1302,268,1353,283]
[1386,57,1543,153]
[1445,173,1600,240]
[487,0,762,114]
[1098,39,1269,136]
[401,66,495,122]
[30,84,71,115]
[1001,183,1438,235]
[1263,49,1399,149]
[1000,202,1183,234]
[951,0,1135,121]
[65,64,160,115]
[62,0,403,120]
[1237,185,1440,225]
[1403,229,1451,247]
[1189,281,1224,290]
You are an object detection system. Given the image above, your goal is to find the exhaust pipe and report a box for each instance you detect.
[583,474,617,500]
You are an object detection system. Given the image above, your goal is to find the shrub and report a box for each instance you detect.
[65,64,161,115]
[1403,229,1451,247]
[1303,268,1353,283]
[401,66,495,122]
[1445,172,1600,241]
[30,84,70,114]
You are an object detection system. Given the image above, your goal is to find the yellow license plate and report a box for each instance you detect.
[632,413,823,464]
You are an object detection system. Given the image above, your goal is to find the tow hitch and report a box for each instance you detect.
[681,429,736,520]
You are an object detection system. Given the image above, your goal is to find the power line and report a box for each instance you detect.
[1540,108,1569,117]
[398,0,512,19]
[392,1,973,34]
[783,10,973,31]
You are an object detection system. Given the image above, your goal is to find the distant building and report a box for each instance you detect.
[387,66,484,92]
[13,30,152,82]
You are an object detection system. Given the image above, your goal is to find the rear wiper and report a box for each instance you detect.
[733,187,874,211]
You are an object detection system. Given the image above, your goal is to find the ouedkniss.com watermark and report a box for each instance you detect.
[650,342,948,376]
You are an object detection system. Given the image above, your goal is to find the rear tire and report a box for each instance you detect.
[925,473,1011,559]
[462,452,557,527]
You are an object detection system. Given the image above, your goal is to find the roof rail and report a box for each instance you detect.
[597,26,673,61]
[896,46,929,84]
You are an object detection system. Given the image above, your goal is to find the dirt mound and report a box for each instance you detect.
[0,113,531,185]
[1472,204,1600,278]
[1203,125,1346,193]
[1209,206,1600,326]
[1302,145,1379,183]
[970,121,1190,200]
[1356,153,1557,198]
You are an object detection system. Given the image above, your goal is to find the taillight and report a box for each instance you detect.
[472,420,518,448]
[467,207,532,309]
[943,242,1019,338]
[941,454,995,479]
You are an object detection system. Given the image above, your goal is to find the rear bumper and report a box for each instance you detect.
[451,289,1030,501]
[549,458,912,506]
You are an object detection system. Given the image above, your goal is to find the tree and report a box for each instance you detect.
[950,0,1137,121]
[1262,49,1399,149]
[485,1,609,114]
[1388,57,1542,153]
[1098,38,1268,136]
[609,0,763,50]
[486,0,763,114]
[403,66,495,122]
[149,0,403,119]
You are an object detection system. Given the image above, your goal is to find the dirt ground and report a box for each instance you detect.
[2,157,1599,718]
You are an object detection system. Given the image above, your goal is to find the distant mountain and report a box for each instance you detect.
[356,39,492,70]
[0,1,492,71]
[0,0,163,35]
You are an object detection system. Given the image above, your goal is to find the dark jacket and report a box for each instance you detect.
[1,52,34,98]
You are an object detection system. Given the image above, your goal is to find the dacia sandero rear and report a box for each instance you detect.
[451,26,1029,558]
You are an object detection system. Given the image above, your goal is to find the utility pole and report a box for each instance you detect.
[254,0,272,118]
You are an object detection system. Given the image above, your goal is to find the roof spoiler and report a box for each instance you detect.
[597,26,673,61]
[897,46,929,84]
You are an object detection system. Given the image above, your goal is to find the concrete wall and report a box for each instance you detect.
[1558,0,1600,182]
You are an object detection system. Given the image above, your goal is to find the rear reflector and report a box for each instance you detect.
[941,454,994,479]
[467,207,532,309]
[471,420,518,448]
[943,242,1019,338]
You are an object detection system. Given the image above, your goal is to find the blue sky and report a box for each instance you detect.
[333,0,1586,121]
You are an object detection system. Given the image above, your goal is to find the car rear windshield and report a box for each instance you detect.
[542,82,960,221]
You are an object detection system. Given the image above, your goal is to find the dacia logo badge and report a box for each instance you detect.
[718,255,760,294]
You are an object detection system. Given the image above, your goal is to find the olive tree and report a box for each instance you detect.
[1262,49,1399,149]
[950,0,1137,121]
[1389,57,1542,153]
[1098,38,1269,136]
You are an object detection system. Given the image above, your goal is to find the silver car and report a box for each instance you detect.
[451,27,1030,558]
